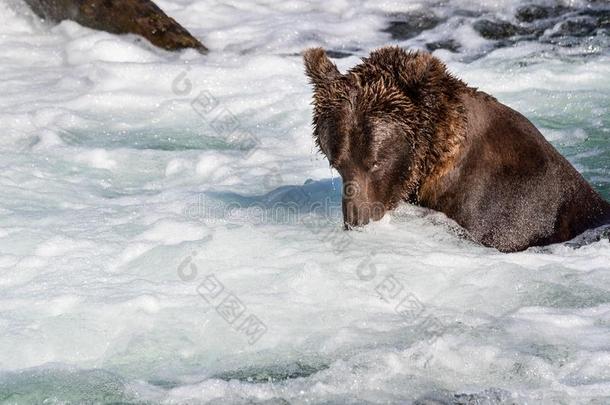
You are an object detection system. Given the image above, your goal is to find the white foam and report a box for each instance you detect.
[137,220,210,245]
[0,0,608,403]
[74,149,118,170]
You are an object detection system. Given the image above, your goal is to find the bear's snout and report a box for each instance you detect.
[342,179,386,229]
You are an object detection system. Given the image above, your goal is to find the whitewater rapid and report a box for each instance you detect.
[0,0,609,403]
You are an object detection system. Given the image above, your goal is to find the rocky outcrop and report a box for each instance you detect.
[25,0,207,53]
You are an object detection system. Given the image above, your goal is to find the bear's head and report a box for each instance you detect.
[303,47,465,229]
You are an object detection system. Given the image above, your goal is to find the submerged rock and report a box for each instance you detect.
[426,39,460,52]
[580,8,610,26]
[516,5,551,22]
[24,0,207,53]
[550,17,599,37]
[473,19,522,40]
[214,361,329,383]
[326,50,354,59]
[383,11,443,40]
[516,4,569,23]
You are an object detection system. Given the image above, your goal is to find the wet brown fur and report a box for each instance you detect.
[304,46,610,252]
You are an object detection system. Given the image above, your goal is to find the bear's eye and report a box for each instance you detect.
[371,163,380,172]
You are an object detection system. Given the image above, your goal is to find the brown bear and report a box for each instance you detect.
[303,46,610,252]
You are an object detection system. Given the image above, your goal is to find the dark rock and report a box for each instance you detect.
[214,362,329,383]
[579,8,610,19]
[383,12,443,40]
[551,17,599,37]
[516,5,550,22]
[579,8,610,29]
[516,5,569,23]
[425,39,460,52]
[452,9,479,18]
[473,19,522,40]
[326,50,353,59]
[24,0,207,53]
[453,388,513,404]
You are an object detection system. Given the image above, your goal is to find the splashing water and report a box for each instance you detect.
[0,0,609,403]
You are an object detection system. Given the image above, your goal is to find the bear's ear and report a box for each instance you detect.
[365,47,441,99]
[390,50,445,99]
[395,52,437,94]
[303,48,341,86]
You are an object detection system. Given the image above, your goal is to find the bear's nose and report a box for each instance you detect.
[342,180,386,229]
[343,200,387,229]
[343,201,371,229]
[342,181,366,227]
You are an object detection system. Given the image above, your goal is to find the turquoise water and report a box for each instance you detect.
[0,0,609,403]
